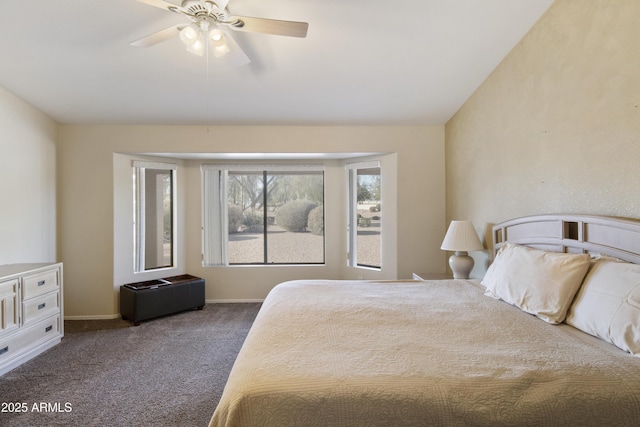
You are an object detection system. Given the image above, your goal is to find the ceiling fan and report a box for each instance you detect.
[131,0,309,65]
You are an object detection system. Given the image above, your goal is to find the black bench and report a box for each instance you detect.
[120,274,205,325]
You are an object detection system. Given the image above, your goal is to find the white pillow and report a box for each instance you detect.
[566,259,640,356]
[482,243,590,324]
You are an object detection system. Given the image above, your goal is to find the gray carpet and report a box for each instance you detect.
[0,303,261,427]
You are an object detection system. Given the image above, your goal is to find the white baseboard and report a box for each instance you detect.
[206,299,264,303]
[64,314,121,321]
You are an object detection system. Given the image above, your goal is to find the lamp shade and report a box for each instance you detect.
[187,37,205,56]
[209,28,225,45]
[440,220,483,252]
[179,25,199,46]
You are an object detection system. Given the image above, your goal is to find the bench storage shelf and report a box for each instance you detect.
[120,274,205,326]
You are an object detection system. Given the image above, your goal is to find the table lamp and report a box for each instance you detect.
[440,220,484,279]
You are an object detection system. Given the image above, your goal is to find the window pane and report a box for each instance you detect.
[267,174,324,263]
[226,170,324,265]
[356,167,381,268]
[228,173,265,264]
[143,169,173,270]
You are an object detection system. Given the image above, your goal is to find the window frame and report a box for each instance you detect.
[201,164,325,267]
[133,160,177,273]
[346,160,382,270]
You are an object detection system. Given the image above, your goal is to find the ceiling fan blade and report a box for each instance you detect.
[130,24,182,47]
[227,16,308,38]
[217,30,251,66]
[135,0,181,13]
[214,0,230,10]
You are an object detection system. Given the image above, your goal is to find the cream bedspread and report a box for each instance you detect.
[209,280,640,426]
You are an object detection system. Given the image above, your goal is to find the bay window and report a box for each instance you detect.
[202,165,325,266]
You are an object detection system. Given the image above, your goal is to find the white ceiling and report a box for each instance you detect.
[0,0,553,126]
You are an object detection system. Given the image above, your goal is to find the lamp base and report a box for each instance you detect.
[448,251,474,279]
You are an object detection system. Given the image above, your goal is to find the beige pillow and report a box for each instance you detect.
[482,243,590,324]
[566,259,640,356]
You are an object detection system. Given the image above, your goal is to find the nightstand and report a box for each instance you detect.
[412,272,453,281]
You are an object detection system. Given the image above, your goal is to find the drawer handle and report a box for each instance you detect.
[38,303,46,310]
[38,280,46,287]
[45,325,53,333]
[0,346,8,355]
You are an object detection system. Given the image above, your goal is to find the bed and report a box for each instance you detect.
[209,214,640,426]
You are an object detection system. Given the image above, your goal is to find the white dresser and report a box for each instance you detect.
[0,263,63,376]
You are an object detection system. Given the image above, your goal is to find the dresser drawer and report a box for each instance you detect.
[23,291,60,325]
[0,315,61,364]
[22,269,59,299]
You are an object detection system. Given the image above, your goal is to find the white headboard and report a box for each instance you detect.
[492,214,640,264]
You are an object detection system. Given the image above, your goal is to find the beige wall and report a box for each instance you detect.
[59,125,445,317]
[0,87,58,264]
[445,0,640,277]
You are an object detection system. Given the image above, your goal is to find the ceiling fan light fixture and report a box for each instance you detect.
[211,41,230,57]
[179,24,200,46]
[209,28,225,45]
[133,0,309,64]
[186,36,205,56]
